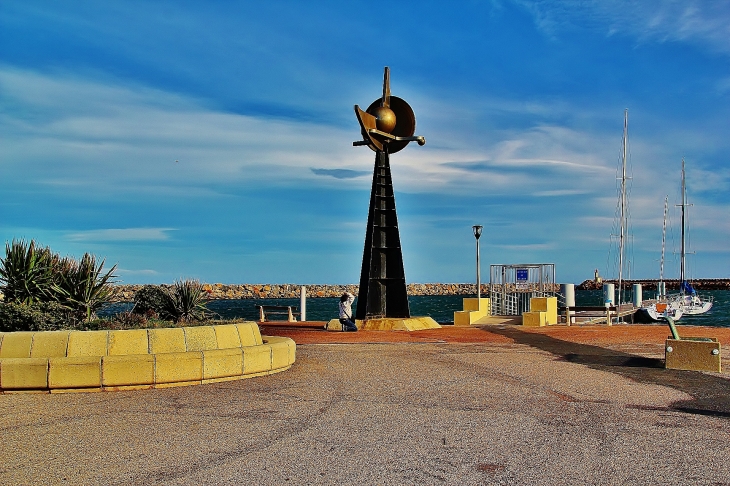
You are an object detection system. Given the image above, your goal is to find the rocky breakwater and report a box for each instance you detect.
[107,283,498,302]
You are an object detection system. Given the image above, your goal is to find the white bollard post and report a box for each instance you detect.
[300,286,306,322]
[604,283,615,326]
[633,284,642,308]
[604,283,615,306]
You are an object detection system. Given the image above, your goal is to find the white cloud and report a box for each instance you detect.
[65,228,175,242]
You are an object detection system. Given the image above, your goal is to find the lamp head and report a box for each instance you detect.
[472,225,483,239]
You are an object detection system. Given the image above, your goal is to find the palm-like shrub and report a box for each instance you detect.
[52,253,117,323]
[158,279,211,323]
[0,239,56,304]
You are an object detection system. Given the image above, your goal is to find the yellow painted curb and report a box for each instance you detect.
[0,322,295,394]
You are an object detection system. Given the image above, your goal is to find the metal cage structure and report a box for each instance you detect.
[489,264,558,316]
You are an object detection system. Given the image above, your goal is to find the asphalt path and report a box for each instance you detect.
[3,328,730,485]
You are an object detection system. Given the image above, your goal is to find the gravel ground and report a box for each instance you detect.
[3,326,730,485]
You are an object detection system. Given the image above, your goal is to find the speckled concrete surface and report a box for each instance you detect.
[3,327,730,485]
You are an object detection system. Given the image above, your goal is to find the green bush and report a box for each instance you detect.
[131,285,168,317]
[0,301,76,332]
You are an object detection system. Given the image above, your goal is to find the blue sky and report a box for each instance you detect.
[1,1,729,285]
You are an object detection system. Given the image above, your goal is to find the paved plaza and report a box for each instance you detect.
[2,325,730,485]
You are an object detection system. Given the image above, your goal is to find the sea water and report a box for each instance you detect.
[98,290,730,327]
[98,295,469,323]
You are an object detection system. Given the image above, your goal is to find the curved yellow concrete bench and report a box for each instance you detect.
[0,322,295,394]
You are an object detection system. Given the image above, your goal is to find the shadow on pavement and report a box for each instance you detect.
[487,326,730,419]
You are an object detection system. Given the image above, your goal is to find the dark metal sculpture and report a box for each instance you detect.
[353,67,425,319]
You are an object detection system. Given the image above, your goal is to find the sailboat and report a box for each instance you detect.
[638,196,684,322]
[668,158,713,315]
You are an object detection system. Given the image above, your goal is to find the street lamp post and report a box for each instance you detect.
[472,225,483,306]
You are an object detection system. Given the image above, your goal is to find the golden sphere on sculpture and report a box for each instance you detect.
[370,106,397,133]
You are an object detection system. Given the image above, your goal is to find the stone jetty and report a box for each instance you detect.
[108,283,496,302]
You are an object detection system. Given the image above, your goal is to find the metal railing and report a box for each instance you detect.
[489,264,559,316]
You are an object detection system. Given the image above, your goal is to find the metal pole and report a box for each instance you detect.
[473,225,483,309]
[300,286,306,322]
[476,237,481,301]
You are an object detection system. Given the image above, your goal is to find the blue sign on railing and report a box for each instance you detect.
[516,269,528,281]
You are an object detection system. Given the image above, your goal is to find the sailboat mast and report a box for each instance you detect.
[617,109,628,305]
[660,195,668,297]
[680,158,686,285]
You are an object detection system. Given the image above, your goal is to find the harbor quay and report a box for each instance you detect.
[2,323,730,484]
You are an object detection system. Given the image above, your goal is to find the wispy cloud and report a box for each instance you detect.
[513,0,730,55]
[116,268,161,276]
[532,189,591,197]
[65,228,175,242]
[310,168,369,179]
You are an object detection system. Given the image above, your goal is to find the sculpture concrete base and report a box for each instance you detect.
[326,316,441,331]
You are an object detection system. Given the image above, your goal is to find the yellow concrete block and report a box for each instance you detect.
[463,298,490,313]
[31,331,69,358]
[665,338,721,373]
[454,311,471,326]
[360,318,407,330]
[148,328,186,354]
[0,332,34,358]
[236,322,261,346]
[251,323,264,345]
[523,311,547,327]
[203,348,244,380]
[67,330,108,357]
[243,344,272,375]
[184,326,217,351]
[154,351,203,385]
[0,332,4,348]
[268,336,295,370]
[454,310,487,326]
[102,354,155,387]
[213,324,242,349]
[405,317,441,330]
[530,297,558,325]
[1,357,49,389]
[325,319,343,331]
[108,330,149,356]
[48,356,102,389]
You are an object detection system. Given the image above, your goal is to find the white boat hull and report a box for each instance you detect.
[641,301,684,322]
[671,293,713,315]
